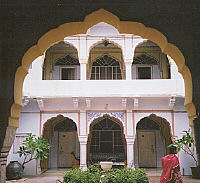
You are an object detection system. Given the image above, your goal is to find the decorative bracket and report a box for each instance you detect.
[169,95,176,110]
[85,98,91,108]
[121,98,127,108]
[72,97,79,108]
[36,98,44,110]
[133,98,139,110]
[23,96,29,106]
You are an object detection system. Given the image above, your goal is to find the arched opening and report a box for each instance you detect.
[87,41,125,80]
[7,9,196,177]
[135,114,172,168]
[87,115,126,164]
[42,41,80,80]
[42,115,80,169]
[132,40,170,80]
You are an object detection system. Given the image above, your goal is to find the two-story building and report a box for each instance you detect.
[8,22,195,175]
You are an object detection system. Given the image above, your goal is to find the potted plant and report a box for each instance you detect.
[169,129,199,179]
[6,133,51,180]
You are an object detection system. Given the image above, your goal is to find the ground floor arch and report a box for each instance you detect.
[41,115,80,169]
[134,114,172,168]
[87,115,127,164]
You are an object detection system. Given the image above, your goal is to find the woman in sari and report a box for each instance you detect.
[160,146,183,183]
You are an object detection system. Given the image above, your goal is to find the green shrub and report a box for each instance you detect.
[101,167,149,183]
[63,165,103,183]
[63,166,148,183]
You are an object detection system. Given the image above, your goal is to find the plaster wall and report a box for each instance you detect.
[174,112,196,175]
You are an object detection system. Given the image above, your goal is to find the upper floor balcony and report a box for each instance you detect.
[23,79,185,98]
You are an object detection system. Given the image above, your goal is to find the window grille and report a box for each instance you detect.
[90,118,125,159]
[90,55,122,80]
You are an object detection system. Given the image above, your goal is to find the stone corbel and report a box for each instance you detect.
[121,98,127,108]
[23,96,30,106]
[169,95,176,110]
[72,97,79,108]
[36,98,44,110]
[85,98,91,108]
[133,98,139,110]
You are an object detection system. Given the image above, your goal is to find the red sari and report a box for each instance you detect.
[160,154,183,183]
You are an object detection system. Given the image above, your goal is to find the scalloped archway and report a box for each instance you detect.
[10,8,195,129]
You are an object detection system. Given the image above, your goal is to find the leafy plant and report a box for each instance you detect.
[169,129,198,166]
[18,133,51,167]
[63,166,148,183]
[101,167,149,183]
[63,165,103,183]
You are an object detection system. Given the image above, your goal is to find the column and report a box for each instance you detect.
[125,60,132,80]
[126,110,134,136]
[193,116,200,165]
[126,137,135,169]
[79,136,88,170]
[79,110,88,170]
[80,62,87,80]
[0,126,17,183]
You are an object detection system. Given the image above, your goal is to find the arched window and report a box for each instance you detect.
[90,117,125,163]
[54,55,80,80]
[90,55,122,80]
[132,54,158,79]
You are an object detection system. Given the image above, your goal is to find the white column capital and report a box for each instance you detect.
[79,136,88,144]
[124,58,133,64]
[79,58,88,64]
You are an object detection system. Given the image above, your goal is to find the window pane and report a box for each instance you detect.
[137,67,151,79]
[62,68,75,80]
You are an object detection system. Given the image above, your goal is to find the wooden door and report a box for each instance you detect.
[58,131,76,167]
[138,131,156,167]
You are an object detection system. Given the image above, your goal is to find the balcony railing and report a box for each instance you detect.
[23,79,185,98]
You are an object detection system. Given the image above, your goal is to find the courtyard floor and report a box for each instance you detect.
[6,168,200,183]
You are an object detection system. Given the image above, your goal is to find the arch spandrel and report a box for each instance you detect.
[11,8,195,128]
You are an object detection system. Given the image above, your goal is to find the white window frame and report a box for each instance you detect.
[136,65,152,79]
[60,66,77,80]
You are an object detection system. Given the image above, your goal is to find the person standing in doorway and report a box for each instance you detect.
[160,146,183,183]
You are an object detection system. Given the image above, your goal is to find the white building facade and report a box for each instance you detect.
[8,22,196,175]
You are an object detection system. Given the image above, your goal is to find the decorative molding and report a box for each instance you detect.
[23,96,29,106]
[36,98,44,110]
[72,97,79,108]
[87,112,125,126]
[121,98,127,108]
[133,98,139,110]
[169,95,176,110]
[85,98,91,108]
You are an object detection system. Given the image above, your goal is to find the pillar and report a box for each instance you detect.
[0,126,17,183]
[193,116,200,165]
[79,110,88,170]
[125,60,132,80]
[79,136,87,170]
[80,62,87,80]
[126,137,135,169]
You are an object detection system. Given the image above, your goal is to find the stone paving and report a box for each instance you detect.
[6,169,200,183]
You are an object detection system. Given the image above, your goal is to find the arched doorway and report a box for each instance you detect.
[42,115,80,169]
[88,115,126,164]
[135,114,172,168]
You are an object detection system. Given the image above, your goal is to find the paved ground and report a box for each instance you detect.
[6,169,200,183]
